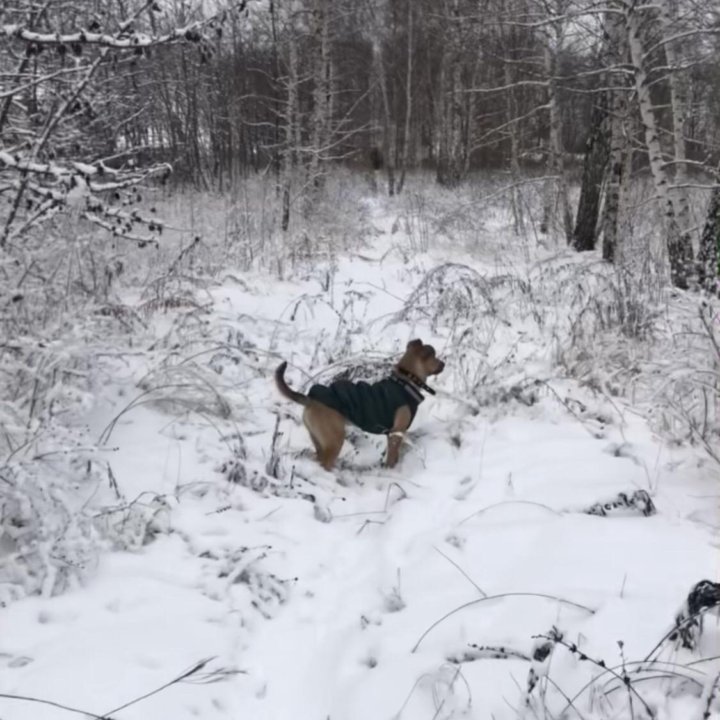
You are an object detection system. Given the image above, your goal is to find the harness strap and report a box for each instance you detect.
[390,373,425,403]
[393,368,436,396]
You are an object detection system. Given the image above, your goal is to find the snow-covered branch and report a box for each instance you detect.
[4,22,210,50]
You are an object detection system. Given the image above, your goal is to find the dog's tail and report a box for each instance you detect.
[275,361,309,406]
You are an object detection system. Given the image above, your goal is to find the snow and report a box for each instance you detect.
[1,196,718,720]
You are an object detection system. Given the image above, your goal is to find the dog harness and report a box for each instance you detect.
[307,373,425,435]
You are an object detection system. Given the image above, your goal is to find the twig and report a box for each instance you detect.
[412,593,595,653]
[618,640,636,720]
[643,606,720,663]
[543,675,590,720]
[103,657,215,716]
[535,378,604,438]
[603,672,703,695]
[433,545,487,597]
[543,633,656,719]
[458,500,562,525]
[430,665,463,720]
[0,693,112,719]
[701,670,720,719]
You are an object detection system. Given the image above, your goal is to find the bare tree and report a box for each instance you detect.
[0,1,240,245]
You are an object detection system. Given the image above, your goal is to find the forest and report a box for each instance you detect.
[1,2,720,719]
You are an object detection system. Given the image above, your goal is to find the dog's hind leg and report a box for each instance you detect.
[303,404,346,471]
[308,430,323,460]
[318,434,344,471]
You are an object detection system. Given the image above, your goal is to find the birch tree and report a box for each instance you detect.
[624,0,694,287]
[657,0,691,235]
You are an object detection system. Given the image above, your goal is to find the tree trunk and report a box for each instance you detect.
[374,40,396,196]
[281,20,300,232]
[436,55,465,186]
[307,0,331,202]
[541,34,572,242]
[625,0,694,288]
[269,0,282,183]
[396,0,413,195]
[572,94,610,251]
[504,58,525,235]
[600,93,628,264]
[659,0,691,236]
[698,184,720,294]
[436,0,466,187]
[600,6,629,262]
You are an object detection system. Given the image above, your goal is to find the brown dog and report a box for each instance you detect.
[275,339,445,470]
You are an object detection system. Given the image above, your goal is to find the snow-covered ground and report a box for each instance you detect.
[1,196,719,720]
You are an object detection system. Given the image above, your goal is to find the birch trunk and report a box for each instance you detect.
[625,0,694,288]
[658,0,691,235]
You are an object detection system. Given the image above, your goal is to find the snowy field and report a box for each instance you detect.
[1,192,719,720]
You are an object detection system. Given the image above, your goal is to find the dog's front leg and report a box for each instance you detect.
[386,405,412,468]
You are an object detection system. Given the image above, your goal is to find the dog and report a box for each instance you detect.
[275,339,445,470]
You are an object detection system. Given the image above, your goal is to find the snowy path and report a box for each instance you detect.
[1,199,719,720]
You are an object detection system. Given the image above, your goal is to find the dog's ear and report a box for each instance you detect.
[407,338,423,350]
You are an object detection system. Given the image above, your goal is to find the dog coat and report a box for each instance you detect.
[307,375,424,434]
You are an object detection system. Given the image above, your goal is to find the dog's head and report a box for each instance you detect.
[398,339,445,381]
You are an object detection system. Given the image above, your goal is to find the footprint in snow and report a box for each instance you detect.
[0,653,33,668]
[453,475,476,501]
[382,587,406,613]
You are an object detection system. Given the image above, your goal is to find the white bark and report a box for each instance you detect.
[624,0,693,287]
[658,0,691,234]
